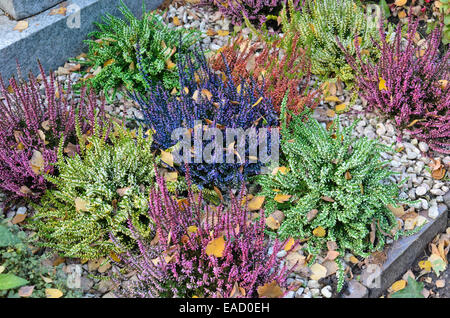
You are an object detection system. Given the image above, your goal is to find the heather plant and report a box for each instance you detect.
[0,62,107,203]
[0,217,82,298]
[201,0,294,26]
[210,35,320,115]
[78,0,200,101]
[132,46,279,190]
[249,0,383,83]
[342,15,450,153]
[257,98,413,288]
[30,123,159,260]
[112,168,290,298]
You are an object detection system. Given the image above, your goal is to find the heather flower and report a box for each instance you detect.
[342,15,450,153]
[112,168,291,298]
[132,46,279,190]
[201,0,298,26]
[210,35,320,116]
[0,62,107,202]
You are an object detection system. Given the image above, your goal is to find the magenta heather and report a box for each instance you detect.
[0,62,107,202]
[342,16,450,154]
[112,167,291,298]
[202,0,298,26]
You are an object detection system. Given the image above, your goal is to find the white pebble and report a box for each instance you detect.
[321,286,333,298]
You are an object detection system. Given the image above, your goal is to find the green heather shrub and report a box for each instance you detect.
[30,123,158,260]
[249,0,384,83]
[78,0,200,101]
[0,218,81,298]
[257,98,413,288]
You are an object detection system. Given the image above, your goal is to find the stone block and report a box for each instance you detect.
[358,204,448,298]
[0,0,64,20]
[0,0,163,82]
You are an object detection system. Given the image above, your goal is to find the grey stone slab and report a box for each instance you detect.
[0,0,163,82]
[357,204,448,298]
[0,0,64,20]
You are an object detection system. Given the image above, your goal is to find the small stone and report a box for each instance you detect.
[416,185,428,196]
[321,285,333,298]
[376,124,386,136]
[406,150,418,160]
[343,280,368,298]
[307,280,320,289]
[283,291,295,298]
[102,292,116,298]
[66,264,82,289]
[16,206,27,215]
[97,280,114,294]
[295,287,304,298]
[443,190,450,206]
[428,205,439,219]
[81,277,94,292]
[276,250,287,258]
[310,288,320,297]
[430,189,445,196]
[418,142,429,152]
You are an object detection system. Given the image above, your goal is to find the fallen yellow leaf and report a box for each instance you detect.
[313,226,326,238]
[205,236,226,258]
[160,150,174,167]
[45,288,63,298]
[273,193,291,203]
[257,281,283,298]
[390,280,406,292]
[13,20,29,32]
[310,263,327,280]
[247,196,265,211]
[379,77,387,91]
[284,238,295,251]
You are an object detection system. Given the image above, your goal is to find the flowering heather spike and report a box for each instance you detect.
[132,46,279,190]
[112,169,291,298]
[201,0,300,26]
[210,35,320,116]
[341,15,450,153]
[0,62,108,202]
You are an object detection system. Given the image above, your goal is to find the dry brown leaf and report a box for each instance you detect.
[436,280,445,288]
[172,16,182,26]
[13,21,29,32]
[12,213,27,224]
[322,260,338,276]
[321,196,335,202]
[20,186,32,195]
[285,252,306,271]
[217,30,229,36]
[229,282,246,297]
[310,263,327,280]
[75,197,89,212]
[387,204,405,217]
[116,187,131,197]
[49,6,67,15]
[257,281,283,298]
[325,250,340,261]
[306,209,319,222]
[18,285,35,298]
[30,150,44,174]
[327,241,338,251]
